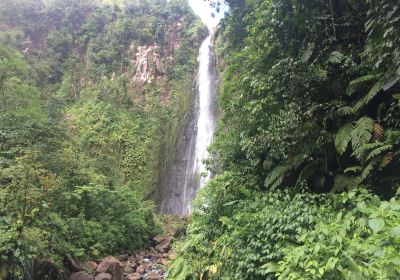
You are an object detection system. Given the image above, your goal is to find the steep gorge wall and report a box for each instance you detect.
[0,0,208,200]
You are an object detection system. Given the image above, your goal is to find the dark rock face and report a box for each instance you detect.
[157,82,199,215]
[65,254,84,272]
[32,258,61,280]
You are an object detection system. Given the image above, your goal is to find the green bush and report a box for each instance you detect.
[170,183,400,279]
[277,190,400,279]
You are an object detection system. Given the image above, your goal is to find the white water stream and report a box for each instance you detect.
[182,33,216,213]
[159,1,226,215]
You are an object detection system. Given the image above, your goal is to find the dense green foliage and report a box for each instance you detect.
[0,0,203,278]
[169,0,400,279]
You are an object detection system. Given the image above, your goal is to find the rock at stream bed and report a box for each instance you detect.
[94,273,112,280]
[136,264,146,274]
[96,256,123,280]
[84,261,98,272]
[126,272,142,280]
[70,271,93,280]
[155,238,171,253]
[146,271,162,280]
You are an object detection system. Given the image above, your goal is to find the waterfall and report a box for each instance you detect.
[183,33,217,213]
[159,31,218,215]
[192,35,216,185]
[158,1,224,215]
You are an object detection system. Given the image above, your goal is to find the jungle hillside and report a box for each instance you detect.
[1,0,400,280]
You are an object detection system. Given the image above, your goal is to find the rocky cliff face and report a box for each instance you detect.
[131,44,163,85]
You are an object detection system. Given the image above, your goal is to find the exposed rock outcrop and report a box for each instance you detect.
[131,44,164,85]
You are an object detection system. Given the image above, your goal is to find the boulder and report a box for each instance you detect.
[97,256,119,273]
[94,273,112,280]
[126,272,142,280]
[136,265,146,274]
[118,254,129,261]
[155,238,171,253]
[84,261,98,272]
[70,271,93,280]
[156,258,169,266]
[135,254,144,262]
[123,265,135,274]
[96,256,123,280]
[146,272,161,280]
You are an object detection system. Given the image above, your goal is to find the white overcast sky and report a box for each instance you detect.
[188,0,227,29]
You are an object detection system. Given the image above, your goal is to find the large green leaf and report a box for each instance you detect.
[368,218,385,233]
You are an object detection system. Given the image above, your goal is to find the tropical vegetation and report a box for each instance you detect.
[169,0,400,279]
[0,0,203,278]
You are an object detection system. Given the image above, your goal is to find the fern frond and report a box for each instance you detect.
[346,74,380,96]
[385,130,400,144]
[333,174,362,192]
[352,142,383,163]
[351,117,374,151]
[335,123,355,155]
[338,106,354,116]
[264,165,289,189]
[379,152,394,169]
[344,166,363,174]
[353,80,383,112]
[361,161,376,181]
[365,144,393,162]
[373,122,384,140]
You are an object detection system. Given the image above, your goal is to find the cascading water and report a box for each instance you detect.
[159,2,223,215]
[192,35,215,187]
[159,32,217,215]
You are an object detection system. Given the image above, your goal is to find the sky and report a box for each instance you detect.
[188,0,228,30]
